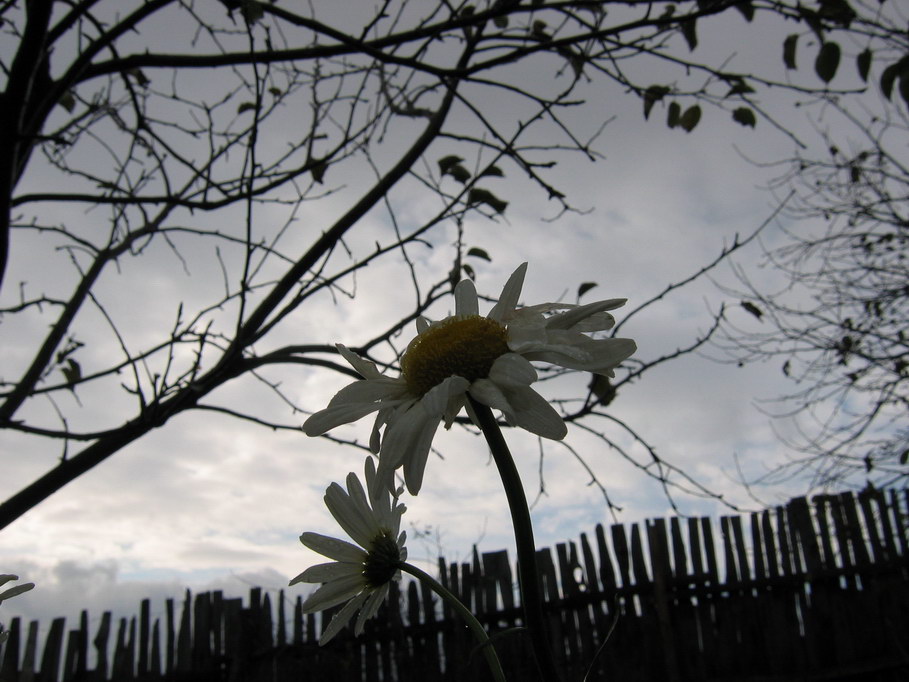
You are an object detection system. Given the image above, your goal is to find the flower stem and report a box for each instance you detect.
[398,561,507,682]
[468,397,562,682]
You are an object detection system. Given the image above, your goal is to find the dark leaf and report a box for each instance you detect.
[667,101,681,128]
[237,101,258,114]
[462,263,475,280]
[588,374,616,406]
[900,70,909,110]
[310,159,327,183]
[127,68,150,87]
[447,164,472,184]
[742,300,763,320]
[856,49,872,82]
[817,0,856,28]
[268,86,282,97]
[783,34,798,70]
[880,61,899,100]
[578,282,598,298]
[467,247,491,262]
[725,78,755,97]
[679,105,701,132]
[643,85,670,120]
[782,360,791,377]
[566,51,586,79]
[900,449,908,465]
[468,188,508,214]
[681,18,697,51]
[241,1,264,24]
[734,0,754,21]
[59,91,76,112]
[732,107,757,128]
[493,16,508,28]
[62,359,82,385]
[438,155,464,173]
[480,165,504,178]
[815,41,841,83]
[801,10,825,41]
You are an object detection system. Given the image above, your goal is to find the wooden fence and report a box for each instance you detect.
[1,488,907,682]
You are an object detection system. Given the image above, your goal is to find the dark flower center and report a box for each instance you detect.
[362,529,402,588]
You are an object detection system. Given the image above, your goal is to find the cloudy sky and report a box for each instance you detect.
[0,0,881,646]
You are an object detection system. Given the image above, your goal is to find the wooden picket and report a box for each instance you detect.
[1,488,907,681]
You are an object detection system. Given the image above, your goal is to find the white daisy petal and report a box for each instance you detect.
[345,471,382,530]
[380,401,443,495]
[585,338,637,372]
[299,532,368,563]
[488,263,527,322]
[455,278,479,317]
[523,337,636,373]
[301,573,366,613]
[363,457,385,509]
[370,407,398,454]
[326,378,406,407]
[290,561,361,585]
[320,591,370,645]
[468,378,514,419]
[545,299,626,331]
[422,375,470,414]
[416,316,431,334]
[303,400,390,437]
[488,353,538,387]
[401,414,443,494]
[354,585,389,635]
[505,323,549,354]
[337,344,384,380]
[324,482,377,550]
[374,406,423,486]
[566,311,618,333]
[0,578,34,603]
[442,392,467,428]
[499,385,568,440]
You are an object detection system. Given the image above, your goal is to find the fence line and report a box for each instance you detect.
[1,487,907,681]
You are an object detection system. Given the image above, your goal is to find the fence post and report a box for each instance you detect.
[646,519,680,682]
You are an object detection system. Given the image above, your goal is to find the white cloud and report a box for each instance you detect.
[0,5,851,632]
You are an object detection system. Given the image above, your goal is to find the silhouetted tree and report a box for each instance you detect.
[1,0,898,528]
[719,8,909,489]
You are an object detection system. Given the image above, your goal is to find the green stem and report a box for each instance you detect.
[399,562,507,682]
[468,397,562,682]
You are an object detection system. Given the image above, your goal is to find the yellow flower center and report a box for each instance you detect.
[401,315,509,396]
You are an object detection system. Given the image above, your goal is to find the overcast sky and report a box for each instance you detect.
[0,1,880,645]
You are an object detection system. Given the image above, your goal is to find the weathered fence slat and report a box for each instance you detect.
[0,617,20,680]
[39,617,65,682]
[176,590,191,672]
[3,489,907,682]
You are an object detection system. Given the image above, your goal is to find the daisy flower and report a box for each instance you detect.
[290,457,407,645]
[303,262,636,494]
[0,574,35,644]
